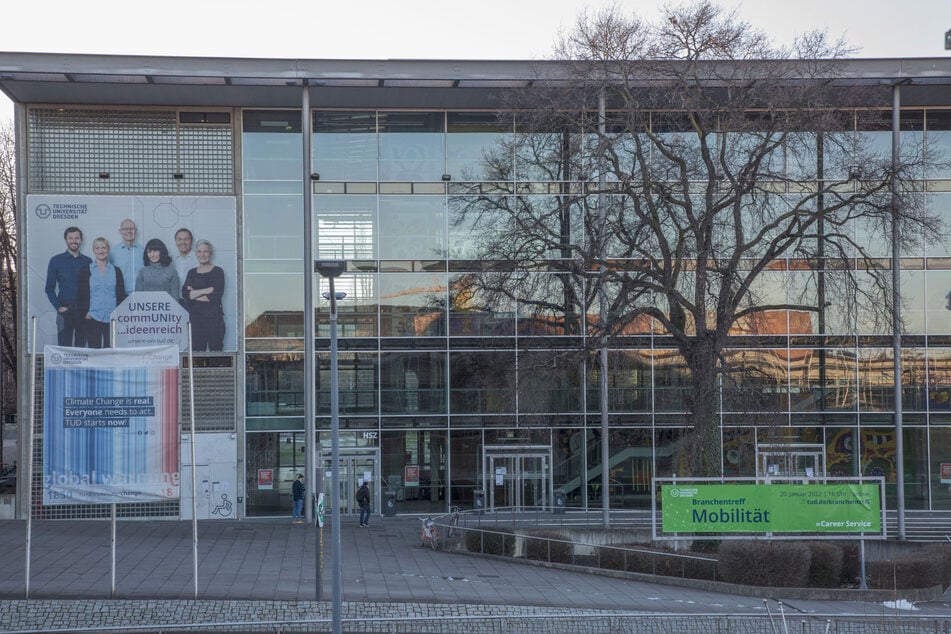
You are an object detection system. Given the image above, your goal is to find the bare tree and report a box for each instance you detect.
[453,2,940,476]
[0,119,16,429]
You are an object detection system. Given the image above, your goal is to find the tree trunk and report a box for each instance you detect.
[682,335,722,477]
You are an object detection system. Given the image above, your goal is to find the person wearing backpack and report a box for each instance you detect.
[356,481,371,527]
[291,474,305,524]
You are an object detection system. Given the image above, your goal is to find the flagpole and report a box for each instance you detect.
[25,316,36,599]
[187,323,198,599]
[110,319,117,598]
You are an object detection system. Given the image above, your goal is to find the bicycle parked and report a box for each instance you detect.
[447,505,461,539]
[420,516,439,549]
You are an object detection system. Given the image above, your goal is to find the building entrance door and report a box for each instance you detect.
[756,443,825,480]
[320,448,380,515]
[483,445,552,512]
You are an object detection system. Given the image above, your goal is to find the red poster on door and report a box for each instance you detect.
[258,469,274,490]
[404,465,419,487]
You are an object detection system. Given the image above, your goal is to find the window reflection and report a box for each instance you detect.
[379,271,447,337]
[315,195,376,260]
[380,353,446,414]
[449,351,516,413]
[379,196,447,259]
[448,272,516,336]
[447,112,511,181]
[379,112,446,181]
[246,353,304,416]
[318,352,378,414]
[314,111,377,181]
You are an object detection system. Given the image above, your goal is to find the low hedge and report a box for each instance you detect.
[523,531,574,564]
[465,528,516,557]
[718,540,811,587]
[596,543,717,581]
[866,556,944,590]
[804,542,844,588]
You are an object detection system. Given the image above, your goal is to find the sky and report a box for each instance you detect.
[0,0,948,121]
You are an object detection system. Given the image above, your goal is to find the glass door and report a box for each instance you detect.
[756,443,825,480]
[320,449,380,515]
[483,445,552,512]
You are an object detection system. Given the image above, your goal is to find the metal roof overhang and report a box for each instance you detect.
[3,52,951,110]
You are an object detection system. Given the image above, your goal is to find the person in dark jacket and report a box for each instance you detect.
[45,226,91,346]
[291,474,305,524]
[182,239,225,351]
[356,481,371,527]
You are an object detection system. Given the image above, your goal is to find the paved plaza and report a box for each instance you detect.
[1,515,950,632]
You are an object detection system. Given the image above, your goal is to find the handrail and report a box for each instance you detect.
[432,507,717,577]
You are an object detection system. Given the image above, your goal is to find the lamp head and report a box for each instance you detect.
[315,259,347,278]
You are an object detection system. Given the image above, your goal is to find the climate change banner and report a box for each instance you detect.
[43,345,180,505]
[661,483,882,534]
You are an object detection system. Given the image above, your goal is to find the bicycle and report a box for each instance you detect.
[447,505,461,539]
[420,516,439,549]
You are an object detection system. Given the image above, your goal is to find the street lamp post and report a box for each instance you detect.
[315,259,347,634]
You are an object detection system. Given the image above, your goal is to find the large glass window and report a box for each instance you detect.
[448,195,511,260]
[245,432,306,517]
[586,350,651,413]
[243,110,305,342]
[318,352,378,415]
[379,112,446,181]
[721,348,789,414]
[926,110,951,179]
[450,351,516,414]
[245,270,304,337]
[379,196,447,259]
[379,271,446,337]
[926,193,951,257]
[380,352,447,414]
[317,272,379,337]
[517,351,581,414]
[447,272,516,336]
[447,112,511,181]
[516,272,583,336]
[246,353,305,417]
[315,195,377,260]
[929,427,951,509]
[381,430,448,514]
[314,111,378,181]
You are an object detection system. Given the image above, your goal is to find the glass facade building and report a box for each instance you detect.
[7,54,951,521]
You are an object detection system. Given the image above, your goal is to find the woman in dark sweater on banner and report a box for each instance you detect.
[136,238,181,301]
[182,239,225,351]
[76,237,127,348]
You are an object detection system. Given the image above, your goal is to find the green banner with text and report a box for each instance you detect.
[661,484,882,534]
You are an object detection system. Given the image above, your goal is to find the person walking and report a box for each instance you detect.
[356,481,371,527]
[291,474,305,524]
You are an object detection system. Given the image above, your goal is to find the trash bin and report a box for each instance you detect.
[383,491,397,517]
[472,490,485,514]
[552,491,566,514]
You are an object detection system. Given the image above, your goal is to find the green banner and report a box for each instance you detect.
[661,483,881,534]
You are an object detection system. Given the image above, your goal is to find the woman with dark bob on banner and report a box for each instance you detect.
[136,238,181,301]
[77,237,127,348]
[182,239,225,351]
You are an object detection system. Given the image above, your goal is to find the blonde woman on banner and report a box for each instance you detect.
[76,237,127,349]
